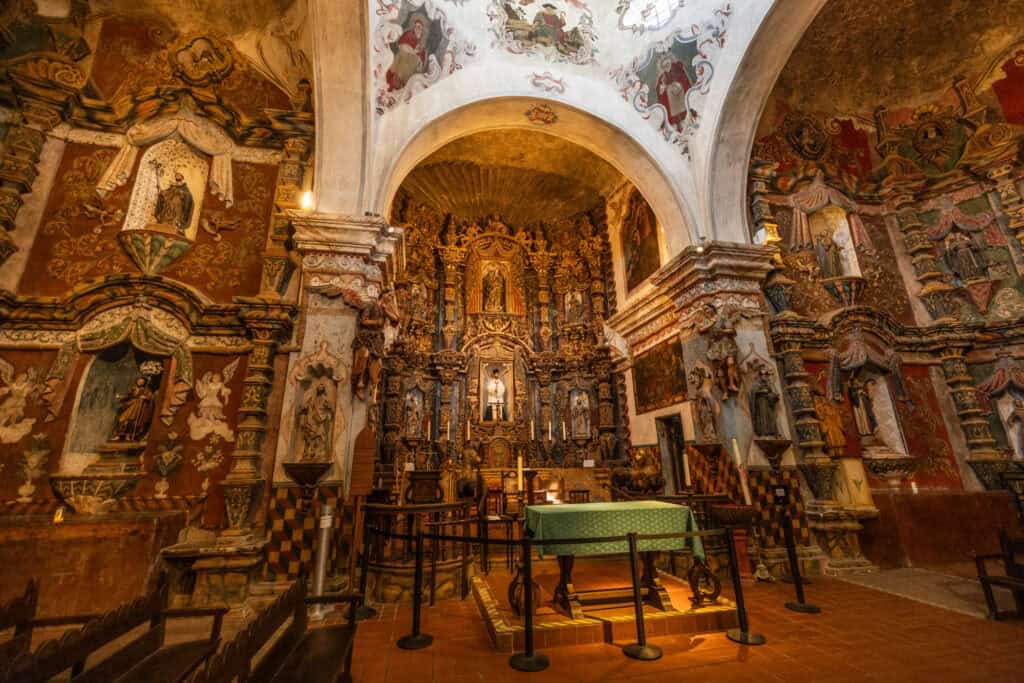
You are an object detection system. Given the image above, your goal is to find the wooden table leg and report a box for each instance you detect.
[553,555,584,619]
[640,551,675,611]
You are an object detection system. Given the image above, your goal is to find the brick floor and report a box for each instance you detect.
[349,577,1024,683]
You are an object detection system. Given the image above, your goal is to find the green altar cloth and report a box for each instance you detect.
[524,500,704,560]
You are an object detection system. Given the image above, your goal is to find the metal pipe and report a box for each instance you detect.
[310,503,335,620]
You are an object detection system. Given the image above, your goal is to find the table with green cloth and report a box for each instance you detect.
[523,501,704,618]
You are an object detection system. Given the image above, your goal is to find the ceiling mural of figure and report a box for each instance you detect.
[488,0,596,65]
[374,0,476,113]
[620,187,660,292]
[611,7,732,150]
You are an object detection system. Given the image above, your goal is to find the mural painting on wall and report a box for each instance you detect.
[616,0,686,34]
[610,5,731,149]
[632,337,687,414]
[0,357,44,444]
[374,0,477,113]
[920,195,1024,319]
[488,0,596,65]
[621,187,661,291]
[894,368,962,489]
[187,358,241,442]
[991,47,1024,125]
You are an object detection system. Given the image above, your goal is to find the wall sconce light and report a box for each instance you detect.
[300,190,313,211]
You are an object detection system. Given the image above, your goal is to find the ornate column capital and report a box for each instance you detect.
[289,210,403,271]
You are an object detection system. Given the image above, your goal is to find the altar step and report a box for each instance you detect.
[471,573,738,652]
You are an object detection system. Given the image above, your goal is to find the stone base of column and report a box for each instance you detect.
[162,528,266,607]
[806,504,879,577]
[966,455,1021,491]
[760,544,828,580]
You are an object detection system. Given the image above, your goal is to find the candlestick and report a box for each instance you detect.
[562,420,566,440]
[531,419,535,440]
[517,454,524,492]
[548,420,552,440]
[466,416,470,441]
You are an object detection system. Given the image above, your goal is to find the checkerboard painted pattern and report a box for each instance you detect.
[262,484,353,582]
[747,467,811,548]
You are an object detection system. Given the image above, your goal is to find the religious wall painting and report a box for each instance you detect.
[893,367,962,489]
[616,0,685,34]
[481,361,513,423]
[0,356,44,444]
[919,195,1020,317]
[374,0,476,113]
[991,48,1024,125]
[488,0,596,65]
[169,34,235,87]
[632,337,687,414]
[187,358,241,443]
[621,187,660,292]
[151,432,184,498]
[610,6,731,150]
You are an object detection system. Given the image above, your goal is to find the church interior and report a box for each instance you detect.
[1,0,1024,680]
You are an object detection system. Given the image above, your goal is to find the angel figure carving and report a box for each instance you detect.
[0,358,41,444]
[187,358,240,442]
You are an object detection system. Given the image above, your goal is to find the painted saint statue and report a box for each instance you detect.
[485,368,507,421]
[571,391,590,438]
[298,383,334,461]
[748,369,780,437]
[111,376,156,442]
[482,266,506,313]
[153,172,194,235]
[814,232,844,278]
[943,230,986,282]
[386,17,428,92]
[847,376,878,438]
[655,53,691,132]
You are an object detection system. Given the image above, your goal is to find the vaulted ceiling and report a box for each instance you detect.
[771,0,1024,116]
[397,129,625,225]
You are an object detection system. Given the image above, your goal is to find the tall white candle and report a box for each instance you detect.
[517,454,524,492]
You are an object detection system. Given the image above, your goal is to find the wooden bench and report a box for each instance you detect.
[2,574,226,683]
[189,579,362,683]
[974,529,1024,620]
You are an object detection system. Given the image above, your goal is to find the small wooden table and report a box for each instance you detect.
[524,501,704,619]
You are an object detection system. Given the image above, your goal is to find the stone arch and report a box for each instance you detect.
[372,94,699,256]
[702,0,829,246]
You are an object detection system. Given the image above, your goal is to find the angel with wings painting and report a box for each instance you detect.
[187,358,240,442]
[0,358,41,444]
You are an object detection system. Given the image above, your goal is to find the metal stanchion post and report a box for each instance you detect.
[509,537,549,672]
[356,521,378,621]
[725,527,767,646]
[481,512,490,576]
[622,533,662,660]
[397,530,434,650]
[309,503,335,620]
[782,514,820,614]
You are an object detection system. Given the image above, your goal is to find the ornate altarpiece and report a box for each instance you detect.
[380,204,628,491]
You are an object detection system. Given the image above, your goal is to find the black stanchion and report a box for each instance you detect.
[724,527,766,646]
[355,523,378,621]
[480,512,490,575]
[622,532,662,661]
[397,530,434,650]
[509,537,549,672]
[782,514,820,614]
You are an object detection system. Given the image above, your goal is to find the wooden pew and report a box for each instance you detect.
[974,529,1024,620]
[2,574,226,683]
[0,579,106,680]
[189,579,362,683]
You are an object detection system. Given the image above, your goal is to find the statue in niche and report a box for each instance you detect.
[571,391,590,439]
[814,386,846,457]
[188,358,240,442]
[748,367,780,437]
[847,375,878,438]
[352,290,399,401]
[482,264,507,313]
[404,389,423,438]
[700,306,740,396]
[0,359,42,445]
[485,367,508,422]
[298,382,334,461]
[1006,399,1024,458]
[150,167,194,236]
[813,231,844,279]
[111,371,158,442]
[689,365,718,440]
[944,229,986,282]
[565,290,584,324]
